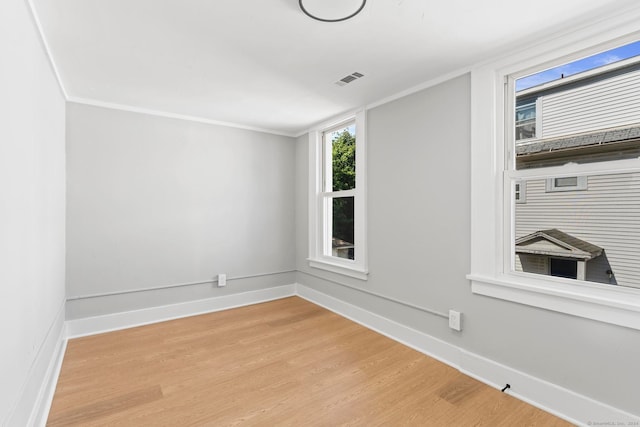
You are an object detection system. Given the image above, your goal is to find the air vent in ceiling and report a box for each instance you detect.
[335,72,365,86]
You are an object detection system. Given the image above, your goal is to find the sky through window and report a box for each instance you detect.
[516,40,640,91]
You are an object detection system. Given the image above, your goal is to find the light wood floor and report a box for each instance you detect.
[48,297,570,426]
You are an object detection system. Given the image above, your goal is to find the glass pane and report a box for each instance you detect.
[332,196,354,260]
[550,258,577,279]
[326,124,356,192]
[554,177,578,187]
[514,40,640,170]
[513,172,640,289]
[515,103,536,141]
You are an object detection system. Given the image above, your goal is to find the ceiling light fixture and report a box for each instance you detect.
[299,0,367,23]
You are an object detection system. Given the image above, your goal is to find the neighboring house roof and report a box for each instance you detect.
[516,124,640,157]
[515,229,603,260]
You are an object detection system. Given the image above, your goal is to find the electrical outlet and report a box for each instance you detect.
[218,273,226,287]
[449,310,462,331]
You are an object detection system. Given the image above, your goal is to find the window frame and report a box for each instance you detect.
[308,110,368,280]
[467,17,640,331]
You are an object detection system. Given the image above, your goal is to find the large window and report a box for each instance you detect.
[509,40,640,290]
[325,122,356,260]
[468,22,640,330]
[308,111,367,279]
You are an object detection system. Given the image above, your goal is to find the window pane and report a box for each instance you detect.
[550,258,577,279]
[332,196,354,260]
[513,172,640,289]
[515,102,536,141]
[327,124,356,191]
[554,177,578,187]
[514,41,640,170]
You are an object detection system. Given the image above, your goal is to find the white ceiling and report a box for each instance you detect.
[32,0,636,136]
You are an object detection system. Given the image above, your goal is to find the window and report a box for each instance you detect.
[545,176,587,192]
[515,101,538,141]
[308,111,367,279]
[550,258,578,280]
[468,23,640,330]
[515,181,526,203]
[510,42,640,289]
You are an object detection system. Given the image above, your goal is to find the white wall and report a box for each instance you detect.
[295,74,640,417]
[0,0,66,424]
[65,103,296,318]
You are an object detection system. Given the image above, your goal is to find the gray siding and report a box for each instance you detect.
[541,67,640,138]
[515,253,548,275]
[515,173,640,288]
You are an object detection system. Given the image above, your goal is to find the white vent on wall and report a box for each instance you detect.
[335,72,364,86]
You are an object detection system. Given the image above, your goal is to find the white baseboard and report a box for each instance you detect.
[65,284,296,338]
[30,332,67,427]
[7,300,66,427]
[43,282,638,425]
[295,283,639,425]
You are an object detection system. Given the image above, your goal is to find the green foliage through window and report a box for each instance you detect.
[331,129,356,255]
[332,130,355,191]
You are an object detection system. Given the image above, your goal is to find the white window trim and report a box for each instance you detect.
[308,110,368,280]
[467,10,640,331]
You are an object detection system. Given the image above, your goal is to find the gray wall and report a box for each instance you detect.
[295,74,640,416]
[0,0,66,424]
[66,103,296,318]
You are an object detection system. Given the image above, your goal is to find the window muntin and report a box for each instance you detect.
[509,40,640,290]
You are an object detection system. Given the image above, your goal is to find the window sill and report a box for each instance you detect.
[308,258,368,281]
[467,273,640,331]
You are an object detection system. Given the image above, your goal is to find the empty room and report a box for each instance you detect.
[3,0,640,425]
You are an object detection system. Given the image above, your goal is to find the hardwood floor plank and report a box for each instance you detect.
[47,297,571,426]
[47,386,163,426]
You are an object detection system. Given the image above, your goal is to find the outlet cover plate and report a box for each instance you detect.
[449,310,461,331]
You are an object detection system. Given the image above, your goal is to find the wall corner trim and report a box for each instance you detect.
[29,334,67,427]
[295,283,640,425]
[7,301,66,427]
